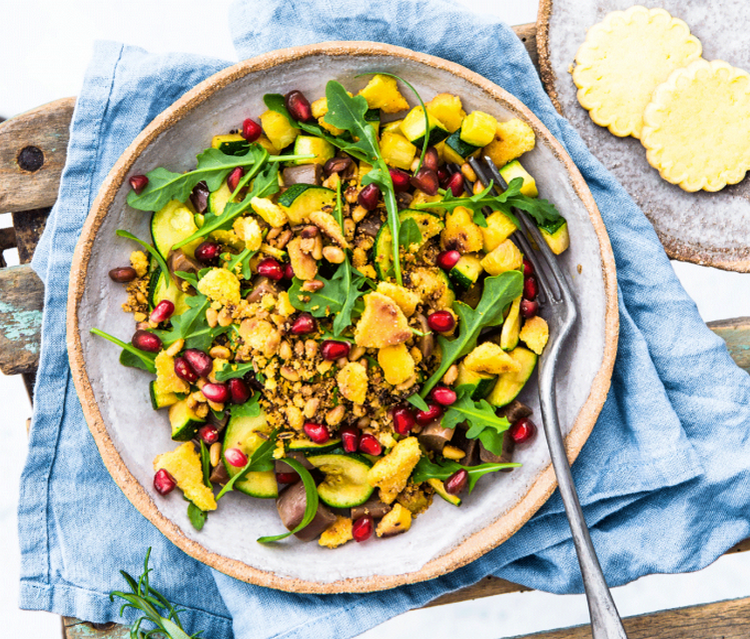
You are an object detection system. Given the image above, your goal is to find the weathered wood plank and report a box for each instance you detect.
[513,23,540,71]
[12,208,50,264]
[708,317,750,373]
[0,265,43,375]
[63,618,129,639]
[0,96,75,213]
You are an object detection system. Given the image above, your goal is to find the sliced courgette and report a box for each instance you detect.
[151,200,202,259]
[149,380,178,410]
[499,160,538,197]
[455,362,496,400]
[449,254,484,291]
[148,270,190,315]
[307,451,374,508]
[208,181,233,217]
[286,438,342,455]
[277,184,336,225]
[373,210,444,279]
[539,220,570,255]
[404,266,455,309]
[427,478,461,506]
[400,106,449,148]
[222,410,278,499]
[486,346,537,408]
[292,135,335,166]
[442,128,481,164]
[212,133,250,156]
[168,398,205,441]
[500,296,522,351]
[365,108,381,138]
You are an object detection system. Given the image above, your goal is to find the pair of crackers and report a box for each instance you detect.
[572,5,750,192]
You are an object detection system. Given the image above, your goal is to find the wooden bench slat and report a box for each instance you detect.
[0,265,43,376]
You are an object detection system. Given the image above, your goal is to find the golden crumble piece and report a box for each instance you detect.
[519,316,550,355]
[197,268,241,306]
[337,362,368,405]
[368,437,422,505]
[234,216,263,251]
[154,351,189,394]
[464,342,522,375]
[209,358,228,384]
[441,206,484,254]
[397,483,433,516]
[276,291,295,317]
[483,118,536,168]
[154,442,217,512]
[425,93,466,133]
[378,343,415,386]
[130,251,149,278]
[354,292,412,349]
[376,503,412,537]
[239,318,280,358]
[376,282,420,317]
[309,210,349,248]
[357,74,409,114]
[319,516,353,548]
[251,196,288,228]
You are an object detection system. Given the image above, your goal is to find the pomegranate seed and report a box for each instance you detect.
[520,299,539,319]
[129,174,149,195]
[446,171,464,197]
[352,515,374,542]
[153,468,176,495]
[303,422,330,444]
[194,241,221,265]
[324,156,353,176]
[358,433,382,456]
[523,275,538,300]
[228,378,251,404]
[242,118,262,142]
[198,424,219,445]
[340,425,360,453]
[174,356,198,383]
[227,166,244,192]
[427,310,456,333]
[416,404,443,425]
[225,447,248,467]
[202,382,230,403]
[109,266,136,283]
[290,313,317,335]
[132,330,162,353]
[358,183,381,211]
[510,417,537,444]
[321,340,350,360]
[437,167,450,187]
[190,181,210,214]
[423,146,439,172]
[410,167,439,195]
[183,349,213,378]
[523,257,535,277]
[257,257,284,281]
[285,90,313,122]
[391,405,416,435]
[436,250,461,271]
[431,386,457,406]
[283,263,295,280]
[444,469,469,495]
[276,472,299,484]
[389,167,411,192]
[149,300,175,324]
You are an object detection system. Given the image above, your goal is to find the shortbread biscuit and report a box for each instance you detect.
[573,5,702,139]
[641,59,750,192]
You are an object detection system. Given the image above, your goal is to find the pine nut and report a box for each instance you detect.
[280,366,300,382]
[348,345,366,361]
[279,341,293,360]
[460,162,477,183]
[311,235,323,260]
[210,442,222,467]
[305,340,318,359]
[207,399,224,412]
[442,364,459,386]
[323,246,346,264]
[473,180,486,195]
[326,405,346,426]
[195,403,209,419]
[210,345,231,359]
[351,204,369,222]
[218,308,233,327]
[166,339,184,357]
[206,307,219,328]
[303,398,320,418]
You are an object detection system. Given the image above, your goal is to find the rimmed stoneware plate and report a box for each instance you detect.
[538,0,750,272]
[68,41,618,593]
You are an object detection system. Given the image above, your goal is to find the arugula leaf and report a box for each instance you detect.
[442,388,511,457]
[412,456,520,493]
[229,393,262,418]
[187,502,207,531]
[420,271,523,398]
[398,217,423,250]
[200,440,212,488]
[215,430,277,501]
[407,393,430,412]
[225,247,256,280]
[154,294,229,351]
[257,458,319,543]
[215,361,255,382]
[90,328,157,375]
[116,230,169,279]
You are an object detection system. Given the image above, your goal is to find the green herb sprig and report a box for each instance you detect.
[215,430,277,501]
[90,328,157,374]
[441,387,511,456]
[412,456,520,493]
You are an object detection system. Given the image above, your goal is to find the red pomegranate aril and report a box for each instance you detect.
[132,329,162,353]
[410,167,439,195]
[358,433,382,456]
[352,515,374,542]
[340,425,360,453]
[290,313,317,335]
[416,403,443,425]
[198,424,219,445]
[228,378,251,404]
[153,469,176,495]
[437,167,450,187]
[510,417,537,444]
[283,262,295,280]
[444,469,469,495]
[304,422,330,444]
[227,166,244,192]
[194,241,222,265]
[436,250,461,271]
[257,257,284,281]
[523,257,535,278]
[321,340,351,361]
[520,298,539,319]
[129,174,149,195]
[389,167,411,192]
[149,300,175,324]
[190,181,210,214]
[276,472,299,484]
[285,90,313,122]
[174,356,198,383]
[391,405,416,435]
[358,183,381,210]
[446,171,465,197]
[183,349,213,378]
[225,447,248,467]
[242,118,262,142]
[108,266,137,283]
[423,146,439,172]
[523,275,538,301]
[202,382,230,404]
[427,310,456,333]
[431,386,457,406]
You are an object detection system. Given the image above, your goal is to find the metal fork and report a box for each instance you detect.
[467,157,628,639]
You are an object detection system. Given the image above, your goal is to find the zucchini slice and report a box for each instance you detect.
[208,181,233,217]
[149,380,178,410]
[500,296,522,351]
[307,451,374,508]
[538,220,570,255]
[148,270,190,316]
[212,133,250,156]
[373,210,444,279]
[442,128,481,164]
[222,411,278,499]
[277,184,336,225]
[286,438,342,455]
[427,478,461,506]
[151,200,202,259]
[486,346,538,408]
[499,160,538,197]
[168,398,205,441]
[455,362,496,401]
[400,106,449,148]
[449,254,483,291]
[292,135,335,166]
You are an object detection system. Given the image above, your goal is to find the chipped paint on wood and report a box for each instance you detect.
[0,264,44,375]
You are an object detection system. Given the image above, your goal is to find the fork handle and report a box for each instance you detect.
[539,386,629,639]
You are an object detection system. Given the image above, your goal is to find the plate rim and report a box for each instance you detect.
[66,39,619,593]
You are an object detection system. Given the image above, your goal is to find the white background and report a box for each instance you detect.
[2,1,750,637]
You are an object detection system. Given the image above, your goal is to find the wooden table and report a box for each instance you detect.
[2,23,750,639]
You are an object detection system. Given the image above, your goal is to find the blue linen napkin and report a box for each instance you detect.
[19,0,750,637]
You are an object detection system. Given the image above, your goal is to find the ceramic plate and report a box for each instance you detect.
[68,41,618,593]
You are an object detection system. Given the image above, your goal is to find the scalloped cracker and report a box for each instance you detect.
[573,6,702,139]
[641,60,750,192]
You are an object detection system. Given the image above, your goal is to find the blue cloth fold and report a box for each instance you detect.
[18,1,750,638]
